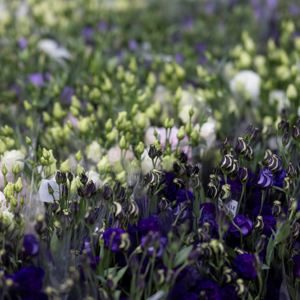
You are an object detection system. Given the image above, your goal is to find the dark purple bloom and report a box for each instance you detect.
[10,266,47,299]
[140,232,167,257]
[198,279,222,300]
[262,215,276,236]
[176,189,194,204]
[221,285,238,300]
[137,215,160,235]
[257,168,273,188]
[233,254,258,280]
[18,37,27,50]
[227,215,253,238]
[103,228,126,252]
[293,255,300,278]
[23,234,39,256]
[273,169,286,188]
[28,73,45,87]
[60,86,74,105]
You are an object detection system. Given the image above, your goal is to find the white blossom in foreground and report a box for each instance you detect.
[200,118,217,149]
[87,170,102,190]
[38,39,71,62]
[230,70,261,102]
[1,149,25,173]
[38,179,60,203]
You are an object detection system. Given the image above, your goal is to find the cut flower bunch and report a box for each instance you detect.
[1,0,300,299]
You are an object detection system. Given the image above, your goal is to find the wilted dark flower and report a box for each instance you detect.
[23,234,39,256]
[233,254,257,280]
[257,168,273,188]
[103,228,129,252]
[227,215,253,238]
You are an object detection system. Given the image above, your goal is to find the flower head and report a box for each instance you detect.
[233,254,258,280]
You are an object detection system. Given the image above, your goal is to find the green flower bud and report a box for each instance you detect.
[53,102,66,119]
[177,126,185,141]
[147,72,156,88]
[12,163,21,175]
[161,155,175,171]
[75,151,82,162]
[106,128,118,143]
[24,100,32,111]
[119,136,127,150]
[2,164,8,176]
[25,136,32,146]
[97,156,110,173]
[135,142,145,157]
[14,178,23,193]
[60,159,70,173]
[78,117,90,134]
[287,84,297,100]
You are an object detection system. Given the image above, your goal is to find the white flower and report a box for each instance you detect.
[0,191,8,212]
[86,141,102,163]
[38,179,60,203]
[1,149,25,173]
[178,90,197,123]
[38,39,71,62]
[87,170,102,189]
[141,150,154,174]
[200,118,216,149]
[269,90,290,112]
[229,70,261,102]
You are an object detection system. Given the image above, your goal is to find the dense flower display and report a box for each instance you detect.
[0,0,300,299]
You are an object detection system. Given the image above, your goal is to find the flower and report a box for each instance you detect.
[257,168,273,188]
[60,86,74,104]
[227,215,253,238]
[293,255,300,278]
[103,228,127,252]
[38,39,71,62]
[233,254,258,280]
[38,179,60,203]
[200,117,217,149]
[10,266,47,299]
[230,70,261,102]
[87,170,102,190]
[28,73,45,87]
[269,90,290,112]
[86,141,102,163]
[198,279,222,300]
[18,37,27,50]
[1,149,25,173]
[23,234,39,256]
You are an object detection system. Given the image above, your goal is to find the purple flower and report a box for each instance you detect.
[103,228,126,252]
[221,285,238,300]
[128,39,138,51]
[82,26,94,43]
[137,215,160,235]
[175,53,184,64]
[257,168,273,188]
[141,232,167,257]
[23,234,39,256]
[227,215,253,238]
[60,86,74,105]
[10,266,47,299]
[18,37,27,50]
[28,73,45,87]
[98,20,108,31]
[81,238,100,269]
[273,169,286,188]
[198,279,222,300]
[233,254,258,280]
[262,215,276,236]
[293,255,300,278]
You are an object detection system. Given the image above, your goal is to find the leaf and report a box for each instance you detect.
[174,245,193,267]
[275,222,291,244]
[266,236,276,267]
[113,266,128,285]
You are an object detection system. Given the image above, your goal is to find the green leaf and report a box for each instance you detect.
[113,266,128,285]
[266,236,276,267]
[174,245,193,267]
[275,222,291,244]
